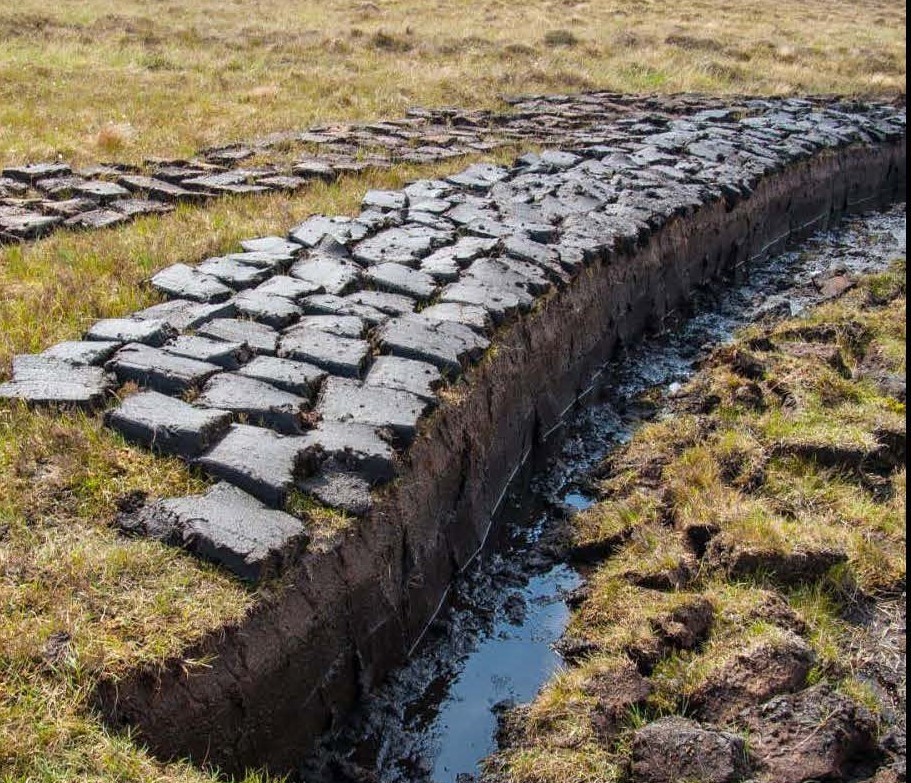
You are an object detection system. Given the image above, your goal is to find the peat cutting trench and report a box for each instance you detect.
[3,95,905,778]
[301,203,906,783]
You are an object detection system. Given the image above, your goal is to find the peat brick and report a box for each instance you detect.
[106,343,221,394]
[142,482,307,581]
[0,355,112,410]
[365,262,438,300]
[162,335,253,370]
[196,318,279,356]
[196,373,309,434]
[299,420,395,483]
[317,376,431,444]
[106,389,231,458]
[376,314,489,375]
[133,298,236,330]
[41,340,121,366]
[196,423,308,507]
[289,256,362,296]
[237,355,326,398]
[233,289,302,329]
[150,263,234,304]
[85,318,176,347]
[278,329,370,378]
[365,355,443,402]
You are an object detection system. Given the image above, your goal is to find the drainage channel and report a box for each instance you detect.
[299,203,906,783]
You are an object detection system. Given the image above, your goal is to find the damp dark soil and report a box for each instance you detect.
[298,204,906,783]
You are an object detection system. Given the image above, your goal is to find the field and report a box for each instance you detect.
[0,1,906,781]
[0,0,905,165]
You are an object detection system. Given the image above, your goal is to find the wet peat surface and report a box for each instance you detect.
[299,204,906,783]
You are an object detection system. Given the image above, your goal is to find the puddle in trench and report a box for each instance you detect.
[300,204,906,783]
[422,565,580,783]
[561,491,595,512]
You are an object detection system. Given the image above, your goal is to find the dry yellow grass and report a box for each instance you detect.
[0,0,905,166]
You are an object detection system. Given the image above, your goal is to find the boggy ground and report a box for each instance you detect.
[486,258,906,783]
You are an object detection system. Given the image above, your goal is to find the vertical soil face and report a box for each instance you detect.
[95,138,906,776]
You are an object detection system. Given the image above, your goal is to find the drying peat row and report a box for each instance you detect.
[0,93,891,244]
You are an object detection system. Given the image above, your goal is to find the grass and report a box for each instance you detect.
[493,260,906,780]
[0,407,258,781]
[0,0,905,166]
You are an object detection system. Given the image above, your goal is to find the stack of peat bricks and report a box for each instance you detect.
[0,92,896,243]
[1,96,904,582]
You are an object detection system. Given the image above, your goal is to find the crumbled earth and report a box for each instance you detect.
[1,96,904,585]
[484,261,906,782]
[630,716,750,783]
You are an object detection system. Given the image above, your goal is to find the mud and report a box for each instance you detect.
[95,135,906,775]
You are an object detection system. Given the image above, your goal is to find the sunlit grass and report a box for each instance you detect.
[0,0,905,165]
[496,260,906,780]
